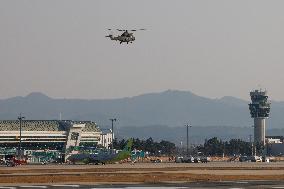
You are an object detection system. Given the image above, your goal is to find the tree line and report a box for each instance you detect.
[196,137,263,156]
[112,137,176,156]
[112,137,263,157]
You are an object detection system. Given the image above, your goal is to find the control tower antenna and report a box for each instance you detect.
[249,89,271,146]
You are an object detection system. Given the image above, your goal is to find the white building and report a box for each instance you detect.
[0,120,102,152]
[98,130,113,149]
[266,138,282,144]
[266,136,284,156]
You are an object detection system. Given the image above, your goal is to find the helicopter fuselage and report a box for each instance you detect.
[107,35,135,44]
[106,29,145,44]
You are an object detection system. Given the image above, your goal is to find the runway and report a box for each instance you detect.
[2,181,284,189]
[0,162,284,185]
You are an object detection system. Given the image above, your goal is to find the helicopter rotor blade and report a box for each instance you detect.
[130,29,146,31]
[116,29,145,31]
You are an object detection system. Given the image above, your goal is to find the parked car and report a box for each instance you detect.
[239,155,250,162]
[251,156,262,162]
[150,158,162,163]
[182,156,194,163]
[193,157,201,163]
[175,156,183,163]
[200,156,210,163]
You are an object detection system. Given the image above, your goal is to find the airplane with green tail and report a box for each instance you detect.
[67,138,133,165]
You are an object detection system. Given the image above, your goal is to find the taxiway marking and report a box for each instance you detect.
[20,186,47,188]
[51,185,79,187]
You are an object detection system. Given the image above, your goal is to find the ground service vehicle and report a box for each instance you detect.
[200,156,210,163]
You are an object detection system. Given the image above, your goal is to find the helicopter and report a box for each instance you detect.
[105,29,146,44]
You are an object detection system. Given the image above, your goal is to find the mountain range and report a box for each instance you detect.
[0,90,283,144]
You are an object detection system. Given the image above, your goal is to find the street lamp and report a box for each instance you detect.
[249,134,254,156]
[180,141,183,155]
[110,118,117,149]
[185,123,192,156]
[18,114,25,157]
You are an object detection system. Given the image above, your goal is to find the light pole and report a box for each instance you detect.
[180,141,183,155]
[110,118,117,149]
[18,114,25,157]
[185,123,192,156]
[251,125,256,156]
[249,134,253,156]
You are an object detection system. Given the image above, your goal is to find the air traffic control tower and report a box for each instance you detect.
[249,89,271,145]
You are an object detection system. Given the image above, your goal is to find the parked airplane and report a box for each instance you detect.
[67,139,133,165]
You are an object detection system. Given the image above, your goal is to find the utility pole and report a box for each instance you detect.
[110,118,117,149]
[180,141,183,155]
[249,134,253,156]
[185,123,192,156]
[251,125,256,156]
[18,114,25,157]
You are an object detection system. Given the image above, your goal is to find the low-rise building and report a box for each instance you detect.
[0,120,101,153]
[98,130,113,149]
[266,136,284,156]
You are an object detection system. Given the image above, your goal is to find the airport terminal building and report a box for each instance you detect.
[0,120,106,153]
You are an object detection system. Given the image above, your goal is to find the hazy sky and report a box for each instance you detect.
[1,1,284,100]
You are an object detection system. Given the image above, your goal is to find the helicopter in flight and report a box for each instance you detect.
[105,29,146,44]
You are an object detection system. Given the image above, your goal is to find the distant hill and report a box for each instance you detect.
[0,90,283,130]
[117,125,253,145]
[116,125,284,145]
